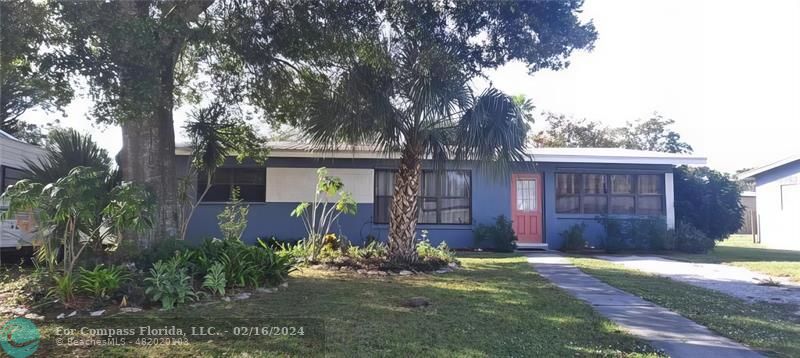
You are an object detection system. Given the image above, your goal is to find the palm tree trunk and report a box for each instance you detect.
[388,144,422,265]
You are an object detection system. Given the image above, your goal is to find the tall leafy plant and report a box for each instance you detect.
[1,167,155,276]
[179,102,268,241]
[217,187,249,241]
[290,167,357,261]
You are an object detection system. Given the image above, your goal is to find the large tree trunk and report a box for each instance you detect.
[388,144,422,265]
[114,1,213,246]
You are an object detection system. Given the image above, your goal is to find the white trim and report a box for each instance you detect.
[665,172,675,229]
[175,142,707,166]
[737,154,800,179]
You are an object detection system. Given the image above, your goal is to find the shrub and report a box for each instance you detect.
[50,273,78,306]
[416,240,456,263]
[78,264,130,299]
[560,223,586,251]
[135,238,192,270]
[598,217,672,252]
[217,187,249,241]
[144,257,197,310]
[473,215,517,252]
[188,238,295,288]
[202,262,227,296]
[598,217,626,253]
[675,221,715,253]
[674,166,744,240]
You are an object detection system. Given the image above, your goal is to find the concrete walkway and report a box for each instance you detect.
[597,255,800,306]
[527,253,764,358]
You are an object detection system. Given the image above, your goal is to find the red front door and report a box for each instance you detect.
[511,173,543,244]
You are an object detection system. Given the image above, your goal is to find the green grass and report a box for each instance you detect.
[2,254,660,357]
[572,257,800,358]
[667,235,800,282]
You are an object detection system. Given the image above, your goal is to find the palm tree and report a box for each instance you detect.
[24,128,114,184]
[179,102,268,241]
[298,42,530,264]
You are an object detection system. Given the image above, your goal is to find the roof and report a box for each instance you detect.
[737,154,800,179]
[175,141,707,166]
[0,129,21,142]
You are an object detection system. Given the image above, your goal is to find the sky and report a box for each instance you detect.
[21,0,800,173]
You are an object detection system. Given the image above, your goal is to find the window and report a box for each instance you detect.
[515,178,537,211]
[374,170,471,224]
[198,167,266,202]
[555,173,665,215]
[1,166,24,194]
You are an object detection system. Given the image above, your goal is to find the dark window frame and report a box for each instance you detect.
[373,169,472,225]
[555,172,665,215]
[1,165,25,194]
[197,167,266,203]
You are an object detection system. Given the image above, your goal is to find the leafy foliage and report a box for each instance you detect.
[290,167,357,262]
[144,257,197,310]
[674,166,744,241]
[598,217,671,253]
[22,128,113,186]
[533,112,693,154]
[49,273,78,306]
[188,238,295,289]
[674,221,715,254]
[78,264,130,299]
[416,240,456,263]
[560,223,587,251]
[202,262,227,297]
[473,215,518,252]
[0,0,72,144]
[217,187,249,241]
[2,167,155,276]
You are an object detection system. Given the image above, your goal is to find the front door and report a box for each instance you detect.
[511,173,543,244]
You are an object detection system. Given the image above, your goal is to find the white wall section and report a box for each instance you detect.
[665,172,675,229]
[266,167,374,203]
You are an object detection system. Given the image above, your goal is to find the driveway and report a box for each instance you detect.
[597,255,800,306]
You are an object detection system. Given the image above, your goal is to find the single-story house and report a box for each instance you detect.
[738,155,800,250]
[0,130,46,249]
[177,142,706,250]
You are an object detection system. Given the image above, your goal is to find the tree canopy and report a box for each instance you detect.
[4,0,597,241]
[532,112,693,154]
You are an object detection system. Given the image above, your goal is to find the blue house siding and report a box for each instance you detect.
[179,155,674,250]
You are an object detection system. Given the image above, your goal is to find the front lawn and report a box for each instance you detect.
[3,254,660,357]
[572,257,800,358]
[667,235,800,282]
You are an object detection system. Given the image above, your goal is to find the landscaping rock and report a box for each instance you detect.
[377,271,388,276]
[257,287,277,294]
[310,264,325,270]
[67,311,77,317]
[399,270,413,276]
[356,269,367,274]
[367,270,380,276]
[279,282,288,288]
[221,296,231,302]
[10,307,28,316]
[24,313,44,321]
[233,292,251,300]
[120,307,142,313]
[56,313,66,320]
[448,262,459,269]
[90,310,105,317]
[402,297,431,308]
[434,269,449,274]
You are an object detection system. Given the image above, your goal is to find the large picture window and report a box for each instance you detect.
[198,167,266,202]
[374,170,471,225]
[555,173,665,215]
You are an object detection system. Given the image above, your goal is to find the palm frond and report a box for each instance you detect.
[453,88,531,177]
[23,128,112,184]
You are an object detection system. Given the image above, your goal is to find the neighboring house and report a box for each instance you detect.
[0,130,46,250]
[177,142,705,250]
[738,155,800,250]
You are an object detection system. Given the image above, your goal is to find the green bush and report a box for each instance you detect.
[78,264,130,299]
[135,238,192,270]
[416,240,456,263]
[675,221,715,253]
[50,273,78,306]
[202,262,227,297]
[560,223,586,251]
[674,166,744,240]
[188,238,296,288]
[598,217,671,252]
[473,215,517,252]
[144,256,197,310]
